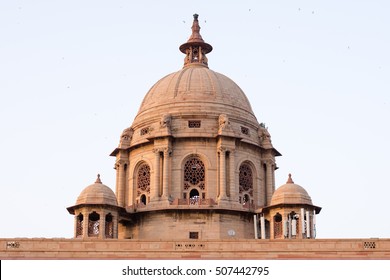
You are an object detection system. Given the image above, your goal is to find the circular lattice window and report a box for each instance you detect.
[184,157,205,186]
[239,163,253,193]
[137,163,151,193]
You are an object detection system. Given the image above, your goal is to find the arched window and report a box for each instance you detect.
[105,213,114,238]
[137,163,151,205]
[88,212,100,237]
[239,163,253,205]
[273,213,283,239]
[140,194,147,205]
[76,213,83,238]
[189,189,200,205]
[183,156,206,201]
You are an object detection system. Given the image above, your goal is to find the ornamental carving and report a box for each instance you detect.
[160,114,172,133]
[239,163,253,194]
[258,123,272,146]
[119,127,133,148]
[184,157,205,187]
[137,163,151,193]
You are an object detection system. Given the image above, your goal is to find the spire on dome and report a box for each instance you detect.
[179,14,212,68]
[95,174,102,184]
[286,173,294,184]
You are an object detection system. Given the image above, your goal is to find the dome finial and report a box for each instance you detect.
[287,173,294,184]
[179,14,213,68]
[95,174,102,184]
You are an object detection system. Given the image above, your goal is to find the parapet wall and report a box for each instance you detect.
[1,238,390,259]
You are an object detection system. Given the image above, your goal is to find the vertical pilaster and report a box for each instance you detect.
[99,210,105,239]
[266,160,274,205]
[229,149,237,202]
[218,147,227,200]
[82,209,89,238]
[162,148,170,198]
[152,149,161,201]
[113,213,118,239]
[115,164,120,199]
[117,161,127,207]
[73,214,78,238]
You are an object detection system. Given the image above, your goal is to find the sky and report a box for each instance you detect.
[0,0,389,239]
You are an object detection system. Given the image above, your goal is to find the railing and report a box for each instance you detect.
[171,198,217,206]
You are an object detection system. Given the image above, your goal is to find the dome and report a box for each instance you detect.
[134,66,257,125]
[131,14,258,131]
[76,175,118,206]
[270,174,313,206]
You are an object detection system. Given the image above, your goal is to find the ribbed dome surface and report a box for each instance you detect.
[76,176,118,206]
[134,65,258,126]
[270,175,313,206]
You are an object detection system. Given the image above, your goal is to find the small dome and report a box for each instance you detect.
[270,174,313,206]
[76,174,118,206]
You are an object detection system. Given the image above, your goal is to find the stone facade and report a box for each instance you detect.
[2,238,390,259]
[68,14,290,241]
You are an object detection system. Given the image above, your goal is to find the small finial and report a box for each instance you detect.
[179,14,213,68]
[95,174,102,184]
[287,173,294,184]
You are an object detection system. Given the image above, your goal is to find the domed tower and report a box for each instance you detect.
[109,14,281,240]
[257,174,321,239]
[67,175,123,239]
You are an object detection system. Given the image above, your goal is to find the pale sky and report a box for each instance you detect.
[1,0,389,239]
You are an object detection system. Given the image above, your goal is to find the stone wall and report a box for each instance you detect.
[120,210,255,240]
[1,238,390,259]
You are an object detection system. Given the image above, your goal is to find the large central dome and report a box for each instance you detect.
[131,14,258,132]
[135,66,257,125]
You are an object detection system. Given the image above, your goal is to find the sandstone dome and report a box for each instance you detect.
[130,14,259,136]
[76,175,118,206]
[134,65,258,126]
[270,174,313,206]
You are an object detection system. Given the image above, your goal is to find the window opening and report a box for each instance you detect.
[140,194,147,205]
[88,212,100,237]
[189,232,199,239]
[76,213,83,237]
[189,189,200,205]
[137,163,151,204]
[241,126,249,135]
[105,213,114,238]
[239,163,253,205]
[273,213,283,239]
[188,120,201,128]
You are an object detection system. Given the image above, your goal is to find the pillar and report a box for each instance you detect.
[162,148,170,198]
[152,149,161,201]
[260,215,266,239]
[82,209,89,238]
[229,149,237,202]
[113,213,118,239]
[218,147,227,200]
[73,214,79,238]
[98,210,106,239]
[266,160,274,205]
[116,160,127,207]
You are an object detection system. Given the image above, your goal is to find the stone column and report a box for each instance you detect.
[260,161,266,207]
[266,160,274,205]
[73,214,78,238]
[113,213,118,239]
[117,160,127,207]
[162,148,170,198]
[218,147,227,200]
[152,149,161,201]
[115,163,120,199]
[229,149,237,202]
[99,210,106,239]
[82,209,89,238]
